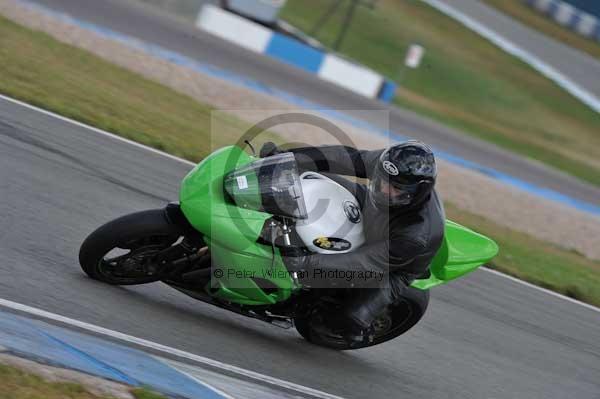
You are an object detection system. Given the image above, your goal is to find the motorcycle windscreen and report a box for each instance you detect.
[224,152,308,219]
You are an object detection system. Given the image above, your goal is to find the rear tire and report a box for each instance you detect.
[79,209,183,285]
[295,287,429,350]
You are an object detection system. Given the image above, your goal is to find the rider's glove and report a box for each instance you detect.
[282,249,317,274]
[283,254,318,287]
[259,142,281,158]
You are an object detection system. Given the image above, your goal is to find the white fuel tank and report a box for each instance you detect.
[296,172,365,254]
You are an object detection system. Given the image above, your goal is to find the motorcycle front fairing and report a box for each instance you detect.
[179,146,298,305]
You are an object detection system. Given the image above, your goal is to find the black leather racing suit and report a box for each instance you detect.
[288,145,446,329]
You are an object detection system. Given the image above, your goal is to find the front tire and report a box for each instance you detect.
[79,209,183,285]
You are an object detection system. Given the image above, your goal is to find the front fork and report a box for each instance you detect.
[164,202,196,233]
[156,203,207,278]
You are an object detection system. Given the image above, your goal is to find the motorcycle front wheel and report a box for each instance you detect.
[79,209,183,285]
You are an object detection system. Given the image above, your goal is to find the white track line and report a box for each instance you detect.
[482,268,600,314]
[156,358,238,399]
[1,93,599,314]
[0,297,344,399]
[0,94,195,167]
[421,0,600,114]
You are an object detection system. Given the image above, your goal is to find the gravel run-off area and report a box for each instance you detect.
[1,0,599,260]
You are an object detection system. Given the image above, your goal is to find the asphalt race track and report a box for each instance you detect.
[22,0,600,207]
[1,97,599,398]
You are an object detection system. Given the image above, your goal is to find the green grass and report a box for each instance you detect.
[0,363,167,399]
[0,15,253,162]
[280,0,600,187]
[481,0,600,60]
[446,203,600,307]
[132,387,170,399]
[0,12,598,307]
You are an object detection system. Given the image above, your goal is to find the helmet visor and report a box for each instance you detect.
[369,169,420,208]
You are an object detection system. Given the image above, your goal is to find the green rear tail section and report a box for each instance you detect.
[180,145,499,305]
[411,220,499,290]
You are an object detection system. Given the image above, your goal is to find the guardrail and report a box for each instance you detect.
[525,0,600,41]
[196,4,397,102]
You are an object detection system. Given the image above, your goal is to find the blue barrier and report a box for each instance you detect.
[378,80,398,103]
[197,4,396,102]
[560,0,600,18]
[266,32,325,73]
[525,0,600,41]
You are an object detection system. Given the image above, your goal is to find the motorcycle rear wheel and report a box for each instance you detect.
[294,286,429,350]
[79,209,183,285]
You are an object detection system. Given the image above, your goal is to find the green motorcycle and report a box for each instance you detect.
[79,145,498,349]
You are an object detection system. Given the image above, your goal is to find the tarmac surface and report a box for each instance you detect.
[1,97,599,399]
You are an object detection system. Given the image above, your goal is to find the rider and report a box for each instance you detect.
[261,140,445,346]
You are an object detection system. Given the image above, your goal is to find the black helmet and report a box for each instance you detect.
[369,140,437,210]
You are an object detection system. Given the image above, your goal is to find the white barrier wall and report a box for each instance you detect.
[318,55,383,98]
[553,3,576,25]
[196,5,272,53]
